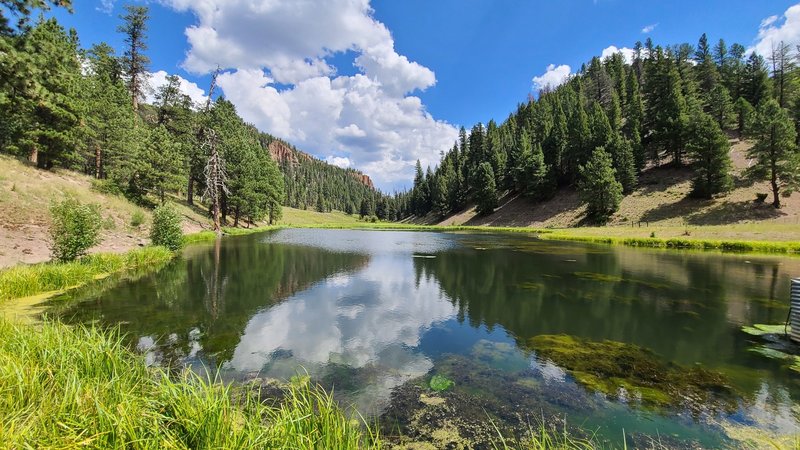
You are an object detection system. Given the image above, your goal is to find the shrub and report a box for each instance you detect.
[49,198,102,262]
[130,210,146,228]
[150,205,183,251]
[90,179,123,196]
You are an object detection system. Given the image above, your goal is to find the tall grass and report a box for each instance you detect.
[0,246,174,302]
[0,320,383,449]
[542,233,800,255]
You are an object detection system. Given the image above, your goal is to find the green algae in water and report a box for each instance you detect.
[527,334,737,412]
[741,324,787,336]
[429,374,454,392]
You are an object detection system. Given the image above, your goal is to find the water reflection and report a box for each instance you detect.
[50,229,800,446]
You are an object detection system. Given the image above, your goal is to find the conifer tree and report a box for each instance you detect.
[708,83,733,129]
[608,134,637,194]
[742,52,771,107]
[118,5,150,112]
[747,99,799,208]
[686,111,732,199]
[735,97,754,135]
[577,148,623,223]
[474,162,498,216]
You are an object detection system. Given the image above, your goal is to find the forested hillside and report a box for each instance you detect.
[400,34,800,224]
[0,2,391,228]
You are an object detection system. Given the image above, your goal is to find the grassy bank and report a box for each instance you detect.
[0,320,381,449]
[0,246,174,302]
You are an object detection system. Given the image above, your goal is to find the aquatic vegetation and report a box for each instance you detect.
[0,320,383,449]
[741,324,787,336]
[527,334,737,412]
[471,339,531,373]
[740,324,800,373]
[0,246,174,302]
[429,374,454,392]
[573,272,625,283]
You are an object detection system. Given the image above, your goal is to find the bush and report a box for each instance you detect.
[150,205,183,251]
[49,198,102,262]
[130,210,146,228]
[90,179,123,196]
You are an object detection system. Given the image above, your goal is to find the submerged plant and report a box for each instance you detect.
[527,334,736,412]
[429,374,454,392]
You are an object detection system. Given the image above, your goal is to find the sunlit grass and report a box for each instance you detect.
[0,246,174,302]
[0,320,382,449]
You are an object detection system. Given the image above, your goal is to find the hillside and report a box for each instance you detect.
[0,156,364,268]
[427,138,800,241]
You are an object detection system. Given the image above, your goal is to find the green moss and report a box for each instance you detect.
[527,334,736,411]
[429,374,454,392]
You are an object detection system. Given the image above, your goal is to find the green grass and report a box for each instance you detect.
[0,320,382,449]
[0,246,174,302]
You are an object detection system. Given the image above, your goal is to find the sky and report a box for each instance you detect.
[52,0,800,191]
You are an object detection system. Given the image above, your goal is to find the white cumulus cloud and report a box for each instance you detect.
[325,156,352,168]
[751,4,800,58]
[146,70,208,107]
[601,45,635,64]
[641,23,658,34]
[158,0,455,189]
[531,64,572,92]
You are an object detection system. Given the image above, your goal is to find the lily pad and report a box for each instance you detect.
[429,374,454,392]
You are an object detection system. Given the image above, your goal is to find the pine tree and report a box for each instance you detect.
[516,140,553,199]
[686,111,732,199]
[118,5,150,112]
[694,33,720,104]
[474,162,498,216]
[747,99,799,208]
[608,134,637,194]
[742,52,771,107]
[577,148,623,223]
[623,70,646,171]
[566,85,590,178]
[588,102,613,153]
[734,97,754,135]
[644,47,688,165]
[431,171,449,218]
[708,83,733,129]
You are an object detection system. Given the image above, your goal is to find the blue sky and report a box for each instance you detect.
[53,1,800,190]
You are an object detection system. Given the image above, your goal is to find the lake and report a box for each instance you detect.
[49,228,800,448]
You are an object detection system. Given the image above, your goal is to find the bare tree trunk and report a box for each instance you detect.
[29,146,38,165]
[95,144,102,178]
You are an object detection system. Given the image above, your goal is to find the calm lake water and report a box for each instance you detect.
[50,229,800,448]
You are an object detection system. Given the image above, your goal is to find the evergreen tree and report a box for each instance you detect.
[608,134,637,194]
[644,47,688,165]
[742,52,771,107]
[623,70,646,171]
[566,85,590,178]
[2,18,82,167]
[431,171,449,217]
[516,140,553,199]
[686,111,732,199]
[708,83,733,129]
[577,148,623,223]
[747,99,799,208]
[474,162,498,216]
[588,101,613,152]
[734,97,754,135]
[118,5,150,112]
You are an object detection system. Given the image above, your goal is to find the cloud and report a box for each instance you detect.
[751,4,800,57]
[145,70,208,107]
[641,23,658,33]
[158,0,455,189]
[601,45,634,64]
[531,64,572,92]
[325,156,352,168]
[96,0,115,14]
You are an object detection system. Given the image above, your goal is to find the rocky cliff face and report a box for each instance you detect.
[267,141,311,165]
[351,172,374,189]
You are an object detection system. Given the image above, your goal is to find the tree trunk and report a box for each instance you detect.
[221,193,228,225]
[187,176,194,205]
[29,146,38,166]
[772,174,781,208]
[233,206,240,227]
[212,201,221,235]
[95,144,102,178]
